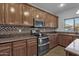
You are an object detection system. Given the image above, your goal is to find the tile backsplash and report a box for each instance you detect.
[0,24,32,35]
[0,24,56,35]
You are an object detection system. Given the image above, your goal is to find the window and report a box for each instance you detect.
[75,18,79,32]
[64,17,79,32]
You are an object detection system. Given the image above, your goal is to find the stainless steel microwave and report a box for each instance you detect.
[33,19,44,27]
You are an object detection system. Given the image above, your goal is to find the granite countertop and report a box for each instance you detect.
[60,33,79,37]
[65,39,79,55]
[0,35,37,44]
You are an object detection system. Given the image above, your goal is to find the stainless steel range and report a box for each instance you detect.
[38,36,49,56]
[31,30,49,56]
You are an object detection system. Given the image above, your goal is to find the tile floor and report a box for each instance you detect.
[44,46,66,56]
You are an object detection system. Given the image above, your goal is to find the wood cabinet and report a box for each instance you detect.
[0,3,58,27]
[51,16,58,28]
[58,34,74,47]
[48,34,58,49]
[13,40,26,56]
[0,43,12,56]
[33,8,46,21]
[0,4,4,24]
[58,34,63,46]
[22,4,33,26]
[45,13,58,28]
[62,35,73,47]
[26,38,37,56]
[0,37,37,56]
[45,14,52,27]
[5,3,22,25]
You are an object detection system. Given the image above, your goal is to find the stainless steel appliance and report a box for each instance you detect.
[33,19,45,27]
[31,29,49,56]
[38,36,49,56]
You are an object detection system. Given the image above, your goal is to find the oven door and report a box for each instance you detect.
[38,37,49,44]
[38,44,49,56]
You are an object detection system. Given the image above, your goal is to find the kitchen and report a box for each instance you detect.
[0,3,79,56]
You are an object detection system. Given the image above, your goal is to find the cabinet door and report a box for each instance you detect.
[45,14,52,27]
[0,43,12,56]
[0,4,4,24]
[58,34,63,46]
[33,8,46,21]
[13,40,26,56]
[49,35,53,49]
[27,38,37,56]
[52,35,58,47]
[51,16,58,28]
[5,3,22,25]
[49,34,58,49]
[22,4,33,26]
[45,13,58,28]
[27,45,37,56]
[63,35,73,47]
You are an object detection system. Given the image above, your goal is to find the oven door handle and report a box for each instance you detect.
[38,37,48,39]
[38,42,49,47]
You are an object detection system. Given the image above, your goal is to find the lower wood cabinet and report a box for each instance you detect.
[26,38,37,56]
[13,40,26,56]
[62,35,73,47]
[0,33,76,56]
[58,34,63,46]
[48,34,58,49]
[0,43,12,56]
[58,34,74,47]
[0,38,37,56]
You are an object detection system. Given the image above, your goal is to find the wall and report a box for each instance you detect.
[56,7,79,32]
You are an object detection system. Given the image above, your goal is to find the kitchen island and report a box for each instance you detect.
[65,39,79,56]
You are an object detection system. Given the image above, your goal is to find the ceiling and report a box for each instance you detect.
[30,3,79,16]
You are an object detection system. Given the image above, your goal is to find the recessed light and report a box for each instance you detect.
[76,10,79,14]
[24,11,29,16]
[10,7,15,13]
[59,3,65,7]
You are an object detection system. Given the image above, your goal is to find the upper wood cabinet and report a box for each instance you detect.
[33,8,46,21]
[51,16,58,28]
[45,13,58,28]
[22,4,33,26]
[0,3,58,27]
[0,4,4,24]
[45,14,51,27]
[4,3,22,25]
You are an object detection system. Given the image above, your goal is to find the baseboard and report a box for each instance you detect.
[58,44,65,48]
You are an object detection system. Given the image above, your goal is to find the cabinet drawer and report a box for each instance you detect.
[0,43,12,56]
[0,43,12,50]
[27,39,37,44]
[13,40,26,47]
[27,39,37,42]
[27,40,37,46]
